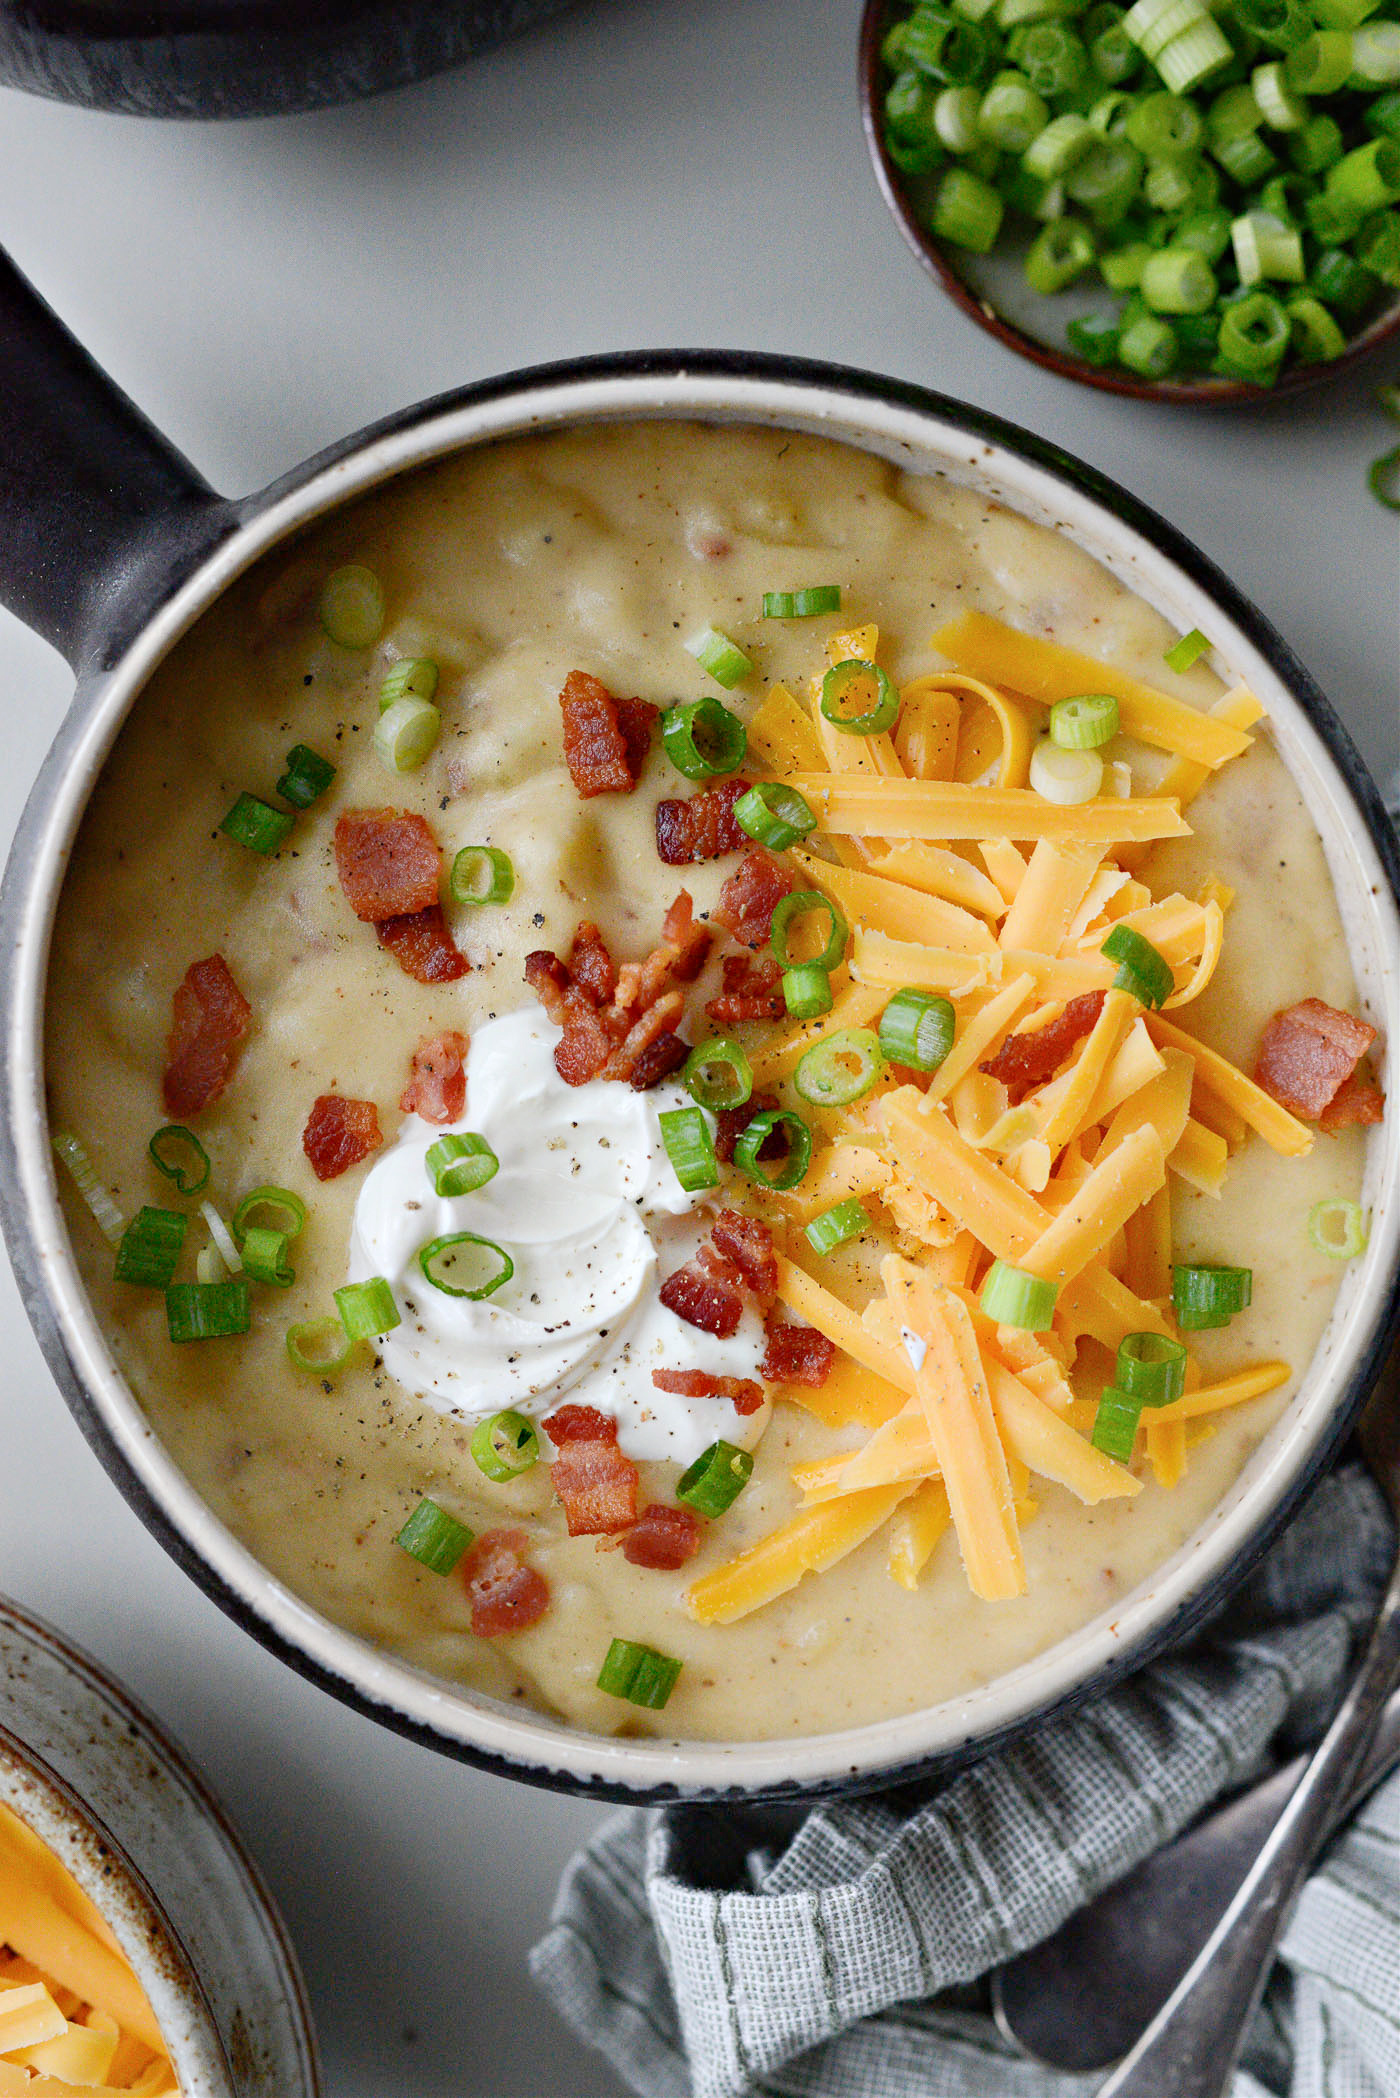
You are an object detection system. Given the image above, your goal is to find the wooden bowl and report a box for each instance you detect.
[858,0,1400,403]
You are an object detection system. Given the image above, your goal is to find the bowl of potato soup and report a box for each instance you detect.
[0,252,1396,1801]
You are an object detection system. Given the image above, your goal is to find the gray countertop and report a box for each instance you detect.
[0,3,1396,2092]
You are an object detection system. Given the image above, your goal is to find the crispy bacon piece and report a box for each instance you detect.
[1254,998,1381,1125]
[980,990,1107,1105]
[661,892,713,983]
[1319,1070,1386,1132]
[659,1252,746,1339]
[568,922,617,1006]
[542,1406,639,1536]
[162,954,251,1118]
[761,1316,836,1388]
[334,809,442,923]
[715,1090,779,1165]
[524,949,571,1024]
[705,953,785,1026]
[302,1094,383,1181]
[377,904,470,983]
[655,778,752,866]
[652,1369,766,1416]
[627,1030,689,1091]
[459,1529,550,1638]
[400,1031,469,1124]
[713,849,797,950]
[710,1210,777,1305]
[553,988,615,1086]
[558,671,656,797]
[613,893,711,1017]
[622,1503,703,1570]
[601,988,685,1085]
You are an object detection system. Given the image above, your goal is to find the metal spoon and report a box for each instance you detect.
[991,1685,1400,2072]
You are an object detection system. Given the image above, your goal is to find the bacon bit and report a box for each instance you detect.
[524,949,571,1024]
[662,892,713,983]
[542,1407,639,1536]
[627,1030,689,1091]
[334,809,442,922]
[377,904,470,983]
[1255,998,1380,1125]
[1319,1069,1386,1132]
[568,922,617,1006]
[602,988,685,1084]
[459,1529,550,1637]
[980,990,1107,1104]
[761,1316,836,1387]
[713,849,797,949]
[302,1094,383,1181]
[659,1254,746,1339]
[400,1031,469,1124]
[714,1090,780,1164]
[655,778,752,866]
[553,988,615,1086]
[613,893,711,1017]
[710,1210,778,1304]
[162,954,252,1118]
[652,1369,766,1415]
[705,953,785,1026]
[558,671,656,797]
[622,1504,703,1570]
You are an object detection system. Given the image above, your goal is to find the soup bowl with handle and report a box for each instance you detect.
[1,248,1396,1804]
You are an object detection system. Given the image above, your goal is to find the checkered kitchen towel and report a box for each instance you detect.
[531,1465,1399,2098]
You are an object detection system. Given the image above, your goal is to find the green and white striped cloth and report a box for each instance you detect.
[531,1463,1399,2098]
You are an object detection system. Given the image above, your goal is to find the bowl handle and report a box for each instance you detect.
[0,248,237,670]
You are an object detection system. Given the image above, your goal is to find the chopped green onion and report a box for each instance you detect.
[1163,626,1211,672]
[1091,1385,1144,1461]
[1119,309,1181,377]
[1024,217,1098,291]
[1101,922,1175,1005]
[936,81,986,149]
[418,1233,514,1300]
[1172,1262,1252,1328]
[471,1410,541,1480]
[1325,137,1400,214]
[396,1498,474,1575]
[1369,444,1400,509]
[200,1200,242,1274]
[1312,247,1378,321]
[683,1039,753,1113]
[733,782,816,852]
[685,625,753,689]
[1050,694,1120,750]
[1307,1197,1370,1259]
[374,694,441,773]
[661,696,748,779]
[733,1108,813,1190]
[1142,245,1219,310]
[196,1245,229,1286]
[233,1185,307,1242]
[426,1133,499,1197]
[677,1440,754,1517]
[929,164,1006,249]
[1175,205,1234,260]
[1216,289,1291,375]
[1125,90,1204,157]
[165,1279,250,1342]
[115,1206,187,1289]
[596,1638,683,1710]
[979,1259,1058,1330]
[1251,57,1307,126]
[1067,313,1124,366]
[1353,20,1400,83]
[878,989,957,1072]
[219,792,294,857]
[1065,137,1145,225]
[450,845,515,905]
[783,964,834,1022]
[334,1276,401,1340]
[147,1124,210,1196]
[1013,20,1090,97]
[285,1316,354,1375]
[659,1106,720,1193]
[1359,211,1400,286]
[1156,15,1232,89]
[51,1131,125,1246]
[1025,112,1098,180]
[379,656,438,710]
[320,564,385,649]
[762,585,842,618]
[805,1199,872,1255]
[239,1224,295,1288]
[1233,0,1315,44]
[979,72,1050,151]
[1215,129,1279,185]
[1030,739,1104,803]
[1287,293,1348,360]
[794,1028,885,1108]
[1116,1330,1189,1403]
[1101,239,1153,289]
[770,890,849,971]
[1232,208,1305,282]
[275,743,337,809]
[819,658,900,737]
[1287,34,1355,95]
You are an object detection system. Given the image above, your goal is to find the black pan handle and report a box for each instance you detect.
[0,249,235,670]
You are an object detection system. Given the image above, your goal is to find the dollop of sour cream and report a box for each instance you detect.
[349,1008,768,1464]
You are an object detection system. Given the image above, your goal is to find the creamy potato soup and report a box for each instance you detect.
[45,422,1380,1742]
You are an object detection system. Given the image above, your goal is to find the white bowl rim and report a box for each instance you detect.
[3,351,1397,1801]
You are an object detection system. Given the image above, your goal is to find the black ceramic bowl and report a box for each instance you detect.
[1,252,1397,1802]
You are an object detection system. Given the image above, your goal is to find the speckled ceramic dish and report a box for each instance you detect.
[0,1593,319,2096]
[0,247,1397,1803]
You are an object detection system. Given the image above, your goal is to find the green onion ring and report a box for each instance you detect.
[471,1410,542,1481]
[417,1232,515,1300]
[148,1124,211,1196]
[819,658,900,737]
[733,1109,813,1190]
[661,696,748,780]
[770,890,849,972]
[233,1185,308,1243]
[793,1028,885,1109]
